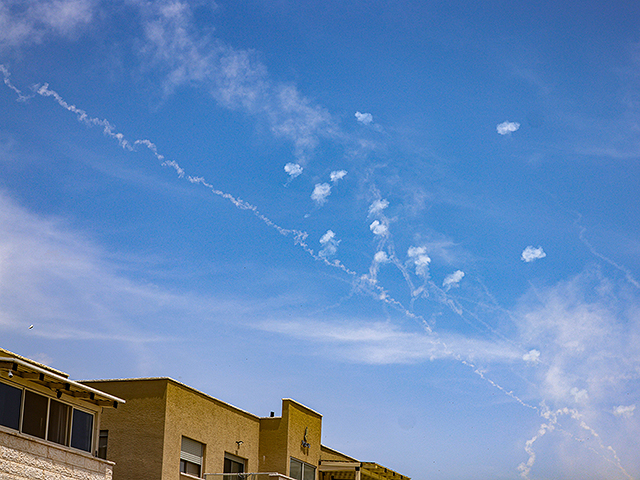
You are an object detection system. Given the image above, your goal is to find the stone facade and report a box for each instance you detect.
[0,428,113,480]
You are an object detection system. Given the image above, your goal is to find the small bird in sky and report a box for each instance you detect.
[28,325,33,329]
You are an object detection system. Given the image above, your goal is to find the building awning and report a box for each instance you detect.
[319,462,410,480]
[0,357,125,408]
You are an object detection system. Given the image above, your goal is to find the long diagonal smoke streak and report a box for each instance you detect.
[2,67,633,480]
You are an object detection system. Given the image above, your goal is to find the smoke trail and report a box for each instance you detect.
[518,406,634,480]
[574,212,640,290]
[1,65,34,102]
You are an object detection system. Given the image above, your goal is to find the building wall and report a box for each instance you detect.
[84,379,169,480]
[0,428,113,480]
[258,416,287,475]
[283,400,322,475]
[163,380,261,479]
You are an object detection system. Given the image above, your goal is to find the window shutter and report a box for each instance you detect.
[181,437,203,466]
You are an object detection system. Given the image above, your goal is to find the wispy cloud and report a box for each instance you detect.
[0,189,186,343]
[138,1,338,164]
[521,245,546,262]
[311,183,331,205]
[497,120,520,135]
[258,319,523,365]
[0,0,95,48]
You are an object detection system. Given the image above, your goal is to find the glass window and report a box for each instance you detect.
[290,458,315,480]
[22,390,48,439]
[70,409,94,452]
[0,381,22,430]
[97,430,108,459]
[48,399,71,445]
[303,463,315,480]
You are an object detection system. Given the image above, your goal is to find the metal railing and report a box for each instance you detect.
[204,473,295,480]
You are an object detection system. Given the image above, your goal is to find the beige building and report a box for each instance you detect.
[0,347,124,480]
[83,378,409,480]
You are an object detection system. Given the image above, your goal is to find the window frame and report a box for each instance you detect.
[0,379,96,454]
[180,436,205,478]
[290,457,316,480]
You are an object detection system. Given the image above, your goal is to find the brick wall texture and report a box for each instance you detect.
[0,429,113,480]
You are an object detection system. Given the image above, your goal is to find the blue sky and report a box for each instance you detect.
[1,1,640,478]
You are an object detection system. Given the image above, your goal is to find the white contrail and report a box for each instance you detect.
[574,212,640,290]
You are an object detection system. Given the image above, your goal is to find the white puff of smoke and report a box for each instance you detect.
[311,183,331,205]
[284,162,303,178]
[369,220,388,236]
[612,404,636,418]
[319,230,340,257]
[522,349,540,363]
[407,246,431,276]
[374,251,390,263]
[443,270,464,290]
[330,170,347,182]
[570,387,589,403]
[497,121,520,135]
[368,198,389,216]
[521,245,546,262]
[355,111,373,125]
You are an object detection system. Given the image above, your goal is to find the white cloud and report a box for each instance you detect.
[330,170,347,182]
[369,220,388,236]
[515,270,640,410]
[284,162,303,178]
[522,245,546,262]
[311,183,331,205]
[407,246,431,277]
[319,230,340,257]
[443,270,464,290]
[355,111,373,125]
[368,199,389,216]
[139,2,336,164]
[0,189,198,344]
[0,0,95,48]
[374,251,389,263]
[612,404,636,418]
[523,349,541,362]
[497,121,520,135]
[258,319,523,365]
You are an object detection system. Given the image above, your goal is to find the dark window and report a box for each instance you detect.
[224,453,245,480]
[180,436,203,477]
[70,408,93,452]
[97,430,108,459]
[48,399,71,445]
[22,390,48,439]
[290,458,315,480]
[0,381,22,430]
[180,459,201,476]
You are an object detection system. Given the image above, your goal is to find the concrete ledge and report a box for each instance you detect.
[0,429,113,480]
